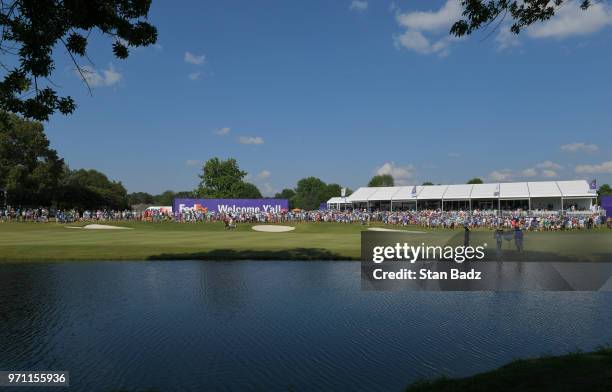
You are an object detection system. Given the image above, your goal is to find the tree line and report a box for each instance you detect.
[2,113,611,210]
[0,112,130,210]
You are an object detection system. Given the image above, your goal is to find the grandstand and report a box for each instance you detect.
[326,180,598,212]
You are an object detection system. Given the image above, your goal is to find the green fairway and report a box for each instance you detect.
[0,222,610,262]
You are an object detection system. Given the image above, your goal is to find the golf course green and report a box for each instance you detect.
[0,221,610,262]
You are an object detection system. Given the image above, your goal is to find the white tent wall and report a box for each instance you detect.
[327,180,595,212]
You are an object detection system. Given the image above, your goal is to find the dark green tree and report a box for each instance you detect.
[0,0,158,120]
[275,188,296,200]
[174,190,195,199]
[324,183,342,200]
[292,177,328,210]
[422,181,434,186]
[195,158,247,198]
[153,190,176,205]
[275,188,297,209]
[232,182,262,198]
[368,174,394,187]
[451,1,591,37]
[467,178,484,184]
[128,192,154,205]
[597,183,612,204]
[57,169,128,210]
[0,112,64,206]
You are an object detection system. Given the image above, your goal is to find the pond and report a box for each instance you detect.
[1,261,611,391]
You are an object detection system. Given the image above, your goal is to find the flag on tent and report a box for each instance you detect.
[589,179,597,193]
[494,184,500,197]
[411,185,417,197]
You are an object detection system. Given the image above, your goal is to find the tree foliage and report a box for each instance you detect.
[467,177,484,184]
[597,183,612,204]
[0,112,64,205]
[0,112,129,209]
[127,191,154,205]
[451,0,591,37]
[57,169,128,210]
[0,0,157,120]
[195,157,262,199]
[288,177,343,210]
[232,182,262,198]
[422,182,434,186]
[368,174,394,187]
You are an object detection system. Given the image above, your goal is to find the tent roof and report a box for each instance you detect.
[418,185,448,199]
[528,181,561,197]
[499,182,530,198]
[346,187,378,202]
[336,180,593,204]
[368,186,401,200]
[557,180,593,197]
[470,183,499,199]
[443,184,473,199]
[392,186,422,200]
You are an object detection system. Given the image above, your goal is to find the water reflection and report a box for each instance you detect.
[0,261,611,391]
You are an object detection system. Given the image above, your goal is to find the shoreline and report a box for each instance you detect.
[406,347,612,391]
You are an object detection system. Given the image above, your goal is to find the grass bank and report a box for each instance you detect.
[0,221,609,262]
[406,347,612,392]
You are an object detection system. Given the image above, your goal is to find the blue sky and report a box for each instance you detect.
[43,0,612,195]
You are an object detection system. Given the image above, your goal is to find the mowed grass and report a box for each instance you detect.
[0,221,609,262]
[406,347,612,392]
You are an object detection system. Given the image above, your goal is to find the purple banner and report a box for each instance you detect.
[602,196,612,218]
[174,198,288,214]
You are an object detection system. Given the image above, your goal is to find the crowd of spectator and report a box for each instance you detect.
[1,206,609,230]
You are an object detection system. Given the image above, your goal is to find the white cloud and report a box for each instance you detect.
[575,161,612,174]
[185,160,201,167]
[560,142,599,153]
[541,169,558,178]
[496,25,521,50]
[257,170,271,180]
[448,152,461,158]
[350,1,368,12]
[521,168,538,177]
[184,51,206,65]
[260,182,277,197]
[488,169,514,181]
[78,64,122,87]
[214,127,231,135]
[238,136,264,145]
[535,160,563,170]
[396,0,461,32]
[528,1,612,39]
[188,71,201,80]
[393,0,463,56]
[375,162,416,185]
[393,31,453,56]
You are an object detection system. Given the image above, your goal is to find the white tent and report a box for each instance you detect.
[327,180,595,211]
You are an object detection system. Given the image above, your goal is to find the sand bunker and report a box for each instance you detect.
[66,224,132,230]
[368,227,425,233]
[252,225,295,232]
